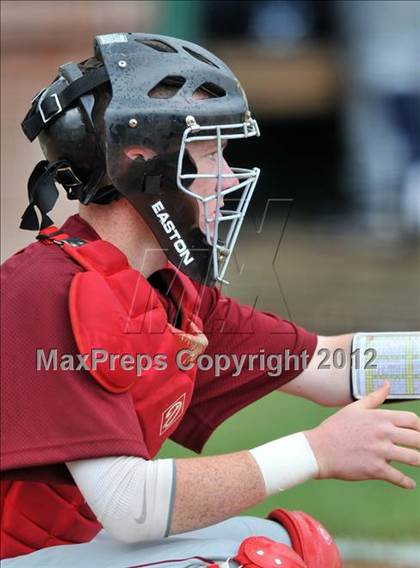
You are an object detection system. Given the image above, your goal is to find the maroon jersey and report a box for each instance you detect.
[1,214,317,557]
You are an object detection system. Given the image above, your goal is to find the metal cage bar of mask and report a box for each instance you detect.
[177,119,260,283]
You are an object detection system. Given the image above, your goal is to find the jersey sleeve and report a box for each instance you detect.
[1,243,149,483]
[171,285,318,453]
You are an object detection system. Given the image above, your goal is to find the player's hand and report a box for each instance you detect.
[304,382,420,489]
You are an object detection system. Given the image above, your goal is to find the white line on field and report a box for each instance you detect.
[337,539,420,566]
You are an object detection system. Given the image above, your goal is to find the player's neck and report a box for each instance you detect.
[79,200,167,277]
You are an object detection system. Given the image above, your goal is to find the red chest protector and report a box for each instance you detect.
[63,234,207,458]
[1,229,207,560]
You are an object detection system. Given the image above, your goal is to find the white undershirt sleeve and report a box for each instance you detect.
[66,455,175,543]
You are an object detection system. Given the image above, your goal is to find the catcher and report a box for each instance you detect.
[1,32,419,567]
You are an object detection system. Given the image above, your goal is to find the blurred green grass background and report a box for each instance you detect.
[158,393,420,541]
[158,222,420,543]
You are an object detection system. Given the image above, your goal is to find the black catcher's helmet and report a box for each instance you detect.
[21,33,260,284]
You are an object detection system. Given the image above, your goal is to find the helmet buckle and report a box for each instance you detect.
[56,165,83,188]
[38,92,63,124]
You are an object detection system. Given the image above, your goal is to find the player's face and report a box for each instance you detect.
[187,139,239,236]
[123,140,239,239]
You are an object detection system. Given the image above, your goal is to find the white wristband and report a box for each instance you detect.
[249,432,319,496]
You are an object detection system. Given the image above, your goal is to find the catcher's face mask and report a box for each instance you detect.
[21,32,261,285]
[177,118,260,283]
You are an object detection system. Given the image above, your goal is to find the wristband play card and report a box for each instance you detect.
[351,332,420,400]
